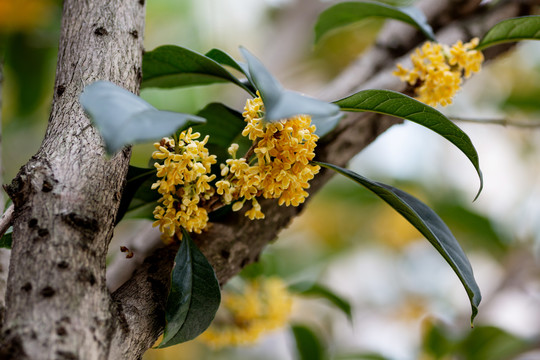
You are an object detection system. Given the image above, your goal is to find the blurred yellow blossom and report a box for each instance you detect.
[198,277,293,348]
[0,0,54,31]
[219,94,320,218]
[393,39,484,106]
[151,130,216,242]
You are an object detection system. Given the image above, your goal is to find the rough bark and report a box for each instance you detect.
[0,0,145,359]
[0,57,8,330]
[0,0,538,359]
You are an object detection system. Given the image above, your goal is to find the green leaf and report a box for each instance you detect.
[314,1,436,44]
[194,103,252,166]
[142,45,254,95]
[158,228,221,347]
[204,48,256,95]
[316,162,481,324]
[335,89,483,199]
[0,229,12,249]
[80,81,205,154]
[205,48,250,77]
[289,282,352,321]
[291,324,326,360]
[477,16,540,50]
[239,47,342,136]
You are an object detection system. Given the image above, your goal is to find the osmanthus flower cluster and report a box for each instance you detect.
[151,129,217,242]
[393,38,484,106]
[216,94,320,220]
[151,94,321,239]
[198,277,293,348]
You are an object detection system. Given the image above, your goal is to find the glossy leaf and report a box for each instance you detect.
[292,324,325,360]
[314,1,436,43]
[142,45,253,94]
[335,89,483,199]
[158,228,221,347]
[0,229,12,249]
[239,47,341,134]
[204,49,256,96]
[316,162,481,324]
[290,282,352,321]
[80,81,205,154]
[477,16,540,50]
[205,48,249,77]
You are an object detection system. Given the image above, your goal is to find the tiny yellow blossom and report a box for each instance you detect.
[198,277,293,348]
[0,0,54,31]
[393,38,484,106]
[151,133,217,242]
[218,94,320,219]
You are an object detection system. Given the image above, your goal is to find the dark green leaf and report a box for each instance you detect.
[432,200,508,258]
[142,45,254,95]
[292,324,326,360]
[477,16,540,50]
[316,162,481,324]
[194,103,252,166]
[205,48,249,77]
[204,48,256,96]
[80,81,205,154]
[0,229,12,249]
[239,47,341,136]
[314,1,436,44]
[115,166,157,224]
[158,229,221,347]
[289,282,352,321]
[335,89,483,199]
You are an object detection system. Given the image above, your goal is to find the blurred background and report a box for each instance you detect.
[1,0,540,359]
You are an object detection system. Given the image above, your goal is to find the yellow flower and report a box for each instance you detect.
[0,0,54,31]
[393,38,483,106]
[219,94,320,219]
[198,277,293,348]
[151,133,217,242]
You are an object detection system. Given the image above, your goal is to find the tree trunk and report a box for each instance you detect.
[0,0,538,359]
[0,0,145,359]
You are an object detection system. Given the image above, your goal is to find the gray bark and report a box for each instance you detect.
[0,58,8,331]
[0,0,145,359]
[0,0,538,359]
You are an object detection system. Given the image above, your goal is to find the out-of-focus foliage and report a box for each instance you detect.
[3,1,540,360]
[0,0,61,193]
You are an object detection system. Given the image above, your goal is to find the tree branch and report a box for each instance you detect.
[109,1,540,357]
[0,0,145,359]
[0,58,8,331]
[450,116,540,128]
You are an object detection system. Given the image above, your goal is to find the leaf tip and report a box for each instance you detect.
[472,170,484,202]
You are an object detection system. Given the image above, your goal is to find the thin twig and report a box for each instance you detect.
[0,204,14,239]
[450,116,540,128]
